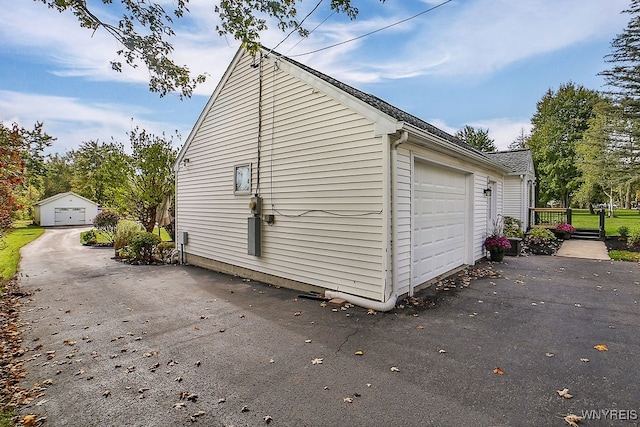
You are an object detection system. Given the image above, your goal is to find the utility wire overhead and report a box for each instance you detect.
[289,0,454,58]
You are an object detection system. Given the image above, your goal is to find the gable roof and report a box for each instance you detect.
[268,50,466,148]
[35,191,99,206]
[485,149,534,174]
[177,47,508,172]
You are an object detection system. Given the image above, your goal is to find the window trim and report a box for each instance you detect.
[234,163,252,194]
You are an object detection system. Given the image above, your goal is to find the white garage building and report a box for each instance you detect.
[174,48,513,309]
[34,192,100,227]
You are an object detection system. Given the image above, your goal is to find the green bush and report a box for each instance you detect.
[129,232,161,262]
[92,211,120,244]
[114,220,144,251]
[80,230,98,246]
[156,241,175,259]
[618,225,629,239]
[525,227,557,246]
[627,227,640,248]
[503,216,524,238]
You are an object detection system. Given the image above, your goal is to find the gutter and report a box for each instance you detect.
[325,131,409,312]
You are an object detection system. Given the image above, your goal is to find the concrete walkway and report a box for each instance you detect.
[556,238,610,260]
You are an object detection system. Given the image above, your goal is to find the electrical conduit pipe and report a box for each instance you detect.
[325,131,409,312]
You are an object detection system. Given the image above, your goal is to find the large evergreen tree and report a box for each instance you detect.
[600,0,640,120]
[527,83,602,207]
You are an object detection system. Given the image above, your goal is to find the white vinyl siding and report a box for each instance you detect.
[396,144,504,293]
[394,147,412,296]
[176,52,386,301]
[503,177,523,223]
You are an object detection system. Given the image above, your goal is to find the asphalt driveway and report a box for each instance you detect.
[16,228,640,426]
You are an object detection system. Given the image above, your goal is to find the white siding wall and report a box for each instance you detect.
[176,52,386,301]
[395,147,412,296]
[503,176,524,225]
[395,143,504,288]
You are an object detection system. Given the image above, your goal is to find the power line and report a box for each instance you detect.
[268,0,324,55]
[284,10,337,55]
[289,0,454,58]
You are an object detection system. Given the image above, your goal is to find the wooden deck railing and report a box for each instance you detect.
[529,208,572,228]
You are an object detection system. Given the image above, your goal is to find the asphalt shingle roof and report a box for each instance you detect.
[268,50,491,159]
[486,149,533,173]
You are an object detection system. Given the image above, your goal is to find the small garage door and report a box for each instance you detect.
[55,208,86,225]
[412,160,468,286]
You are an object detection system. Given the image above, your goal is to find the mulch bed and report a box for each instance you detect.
[605,237,639,252]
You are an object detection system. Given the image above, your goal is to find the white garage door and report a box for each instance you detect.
[412,161,468,286]
[55,208,86,225]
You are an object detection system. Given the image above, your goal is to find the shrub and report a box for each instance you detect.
[93,211,120,244]
[503,216,524,238]
[525,228,557,246]
[627,227,640,248]
[618,225,629,239]
[114,220,144,251]
[80,229,98,246]
[129,232,161,262]
[156,241,175,259]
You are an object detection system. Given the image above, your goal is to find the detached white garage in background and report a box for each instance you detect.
[34,192,99,227]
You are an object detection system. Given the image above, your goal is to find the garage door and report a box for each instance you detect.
[55,208,86,225]
[412,161,468,286]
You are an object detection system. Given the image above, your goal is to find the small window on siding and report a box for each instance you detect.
[234,164,251,194]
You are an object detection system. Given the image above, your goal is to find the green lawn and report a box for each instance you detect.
[0,221,45,286]
[571,209,640,236]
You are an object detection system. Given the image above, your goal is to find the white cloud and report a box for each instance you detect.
[466,118,533,151]
[0,90,188,154]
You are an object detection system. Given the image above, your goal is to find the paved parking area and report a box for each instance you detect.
[16,228,640,426]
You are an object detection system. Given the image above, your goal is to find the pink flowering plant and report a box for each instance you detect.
[484,235,512,253]
[555,223,576,233]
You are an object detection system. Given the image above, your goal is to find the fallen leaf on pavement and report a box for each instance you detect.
[438,349,446,354]
[493,367,504,375]
[367,308,377,315]
[173,402,186,409]
[264,415,273,424]
[594,344,608,351]
[103,390,111,397]
[63,340,76,346]
[20,415,36,426]
[580,358,589,363]
[390,366,400,372]
[304,339,312,343]
[564,414,583,426]
[354,351,363,355]
[557,388,573,399]
[311,358,323,365]
[343,397,353,403]
[546,353,554,357]
[416,325,425,329]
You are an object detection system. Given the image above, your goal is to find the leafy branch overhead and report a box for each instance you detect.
[38,0,384,98]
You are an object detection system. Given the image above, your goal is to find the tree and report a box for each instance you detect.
[72,140,132,212]
[508,128,529,150]
[38,0,384,98]
[128,127,177,232]
[600,0,640,121]
[42,153,74,198]
[0,122,52,235]
[527,83,602,207]
[455,125,497,152]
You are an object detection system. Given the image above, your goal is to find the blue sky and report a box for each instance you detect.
[0,0,631,154]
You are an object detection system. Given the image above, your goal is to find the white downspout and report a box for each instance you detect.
[326,131,409,311]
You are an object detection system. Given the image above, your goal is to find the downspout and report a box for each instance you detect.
[326,130,409,311]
